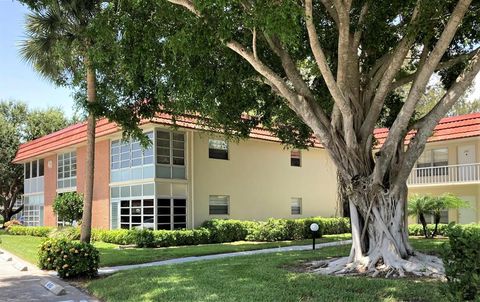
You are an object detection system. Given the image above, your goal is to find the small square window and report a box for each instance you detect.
[291,197,302,215]
[209,139,228,160]
[291,150,301,167]
[209,195,229,215]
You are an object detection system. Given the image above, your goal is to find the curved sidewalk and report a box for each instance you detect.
[98,239,352,275]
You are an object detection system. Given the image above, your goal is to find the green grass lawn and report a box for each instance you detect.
[0,233,351,267]
[86,239,448,302]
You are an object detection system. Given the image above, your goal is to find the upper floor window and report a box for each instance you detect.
[291,150,301,167]
[209,139,228,160]
[25,159,44,179]
[110,132,155,182]
[417,148,448,176]
[156,130,186,179]
[57,152,76,189]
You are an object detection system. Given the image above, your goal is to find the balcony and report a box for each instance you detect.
[407,163,480,186]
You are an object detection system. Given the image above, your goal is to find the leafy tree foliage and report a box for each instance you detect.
[53,192,84,225]
[0,100,69,224]
[83,0,480,276]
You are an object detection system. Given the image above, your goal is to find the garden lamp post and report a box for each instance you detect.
[310,223,319,250]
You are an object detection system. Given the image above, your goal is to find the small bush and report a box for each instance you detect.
[133,229,155,248]
[4,219,22,229]
[38,238,99,279]
[48,227,81,240]
[6,225,53,237]
[443,224,480,301]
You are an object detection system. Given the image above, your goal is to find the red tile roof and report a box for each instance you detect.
[13,112,480,163]
[374,112,480,146]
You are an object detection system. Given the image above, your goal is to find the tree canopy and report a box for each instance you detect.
[78,0,480,276]
[0,100,70,223]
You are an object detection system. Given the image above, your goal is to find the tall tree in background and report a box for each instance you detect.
[90,0,480,277]
[19,0,101,243]
[0,100,68,224]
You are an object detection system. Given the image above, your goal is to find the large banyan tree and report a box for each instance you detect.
[90,0,480,277]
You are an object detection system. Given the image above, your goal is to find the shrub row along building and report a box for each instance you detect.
[13,112,480,229]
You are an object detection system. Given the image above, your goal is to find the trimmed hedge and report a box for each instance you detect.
[6,225,54,237]
[38,238,99,279]
[6,217,350,247]
[408,224,449,236]
[443,224,480,301]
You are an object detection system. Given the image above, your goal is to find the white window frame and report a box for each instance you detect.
[290,150,301,167]
[291,197,302,215]
[57,151,77,190]
[209,195,230,215]
[208,139,229,160]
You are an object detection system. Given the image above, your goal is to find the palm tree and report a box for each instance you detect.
[20,0,101,243]
[429,194,467,237]
[408,195,432,238]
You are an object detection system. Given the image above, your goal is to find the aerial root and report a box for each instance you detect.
[308,252,445,279]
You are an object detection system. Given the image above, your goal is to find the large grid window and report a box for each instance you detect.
[208,139,228,160]
[209,195,229,215]
[157,198,187,230]
[24,159,45,194]
[22,194,44,226]
[291,197,302,215]
[156,130,186,179]
[24,159,44,178]
[110,183,155,230]
[110,132,154,182]
[57,152,76,189]
[417,148,448,176]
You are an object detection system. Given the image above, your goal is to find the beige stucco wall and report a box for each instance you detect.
[191,132,339,227]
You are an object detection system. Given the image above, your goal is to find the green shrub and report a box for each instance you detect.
[91,229,136,245]
[48,227,81,240]
[152,228,211,247]
[408,224,449,236]
[133,229,155,248]
[443,224,480,301]
[38,238,99,279]
[201,219,257,243]
[6,226,53,237]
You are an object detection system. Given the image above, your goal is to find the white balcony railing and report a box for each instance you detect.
[407,163,480,186]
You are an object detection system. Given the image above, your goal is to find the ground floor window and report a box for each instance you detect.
[110,183,187,230]
[22,194,44,226]
[157,198,187,230]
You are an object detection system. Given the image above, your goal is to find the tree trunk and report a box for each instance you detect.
[80,62,96,243]
[419,213,430,239]
[317,181,444,278]
[432,214,441,238]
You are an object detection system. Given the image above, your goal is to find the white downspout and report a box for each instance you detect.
[190,131,195,228]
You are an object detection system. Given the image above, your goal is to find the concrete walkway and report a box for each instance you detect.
[0,249,98,302]
[99,239,352,275]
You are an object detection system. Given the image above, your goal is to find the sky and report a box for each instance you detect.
[0,1,479,119]
[0,1,75,117]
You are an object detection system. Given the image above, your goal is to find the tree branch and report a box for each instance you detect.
[360,2,422,144]
[393,48,480,189]
[167,0,201,16]
[390,49,478,90]
[305,0,357,148]
[374,0,473,185]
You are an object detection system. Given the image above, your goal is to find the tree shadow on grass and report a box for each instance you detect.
[87,247,448,302]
